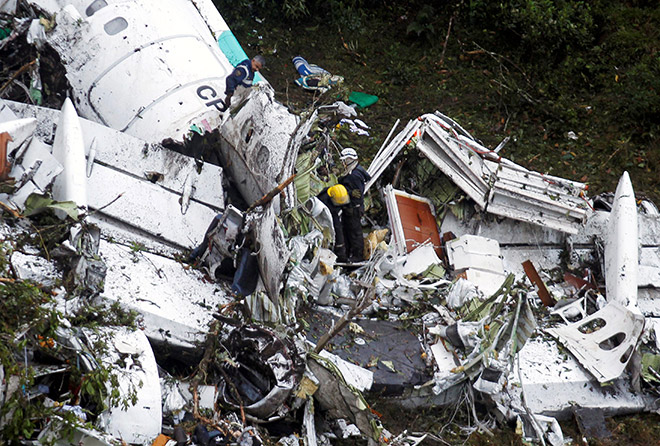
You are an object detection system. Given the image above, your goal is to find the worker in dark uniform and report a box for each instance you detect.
[317,184,350,262]
[338,148,371,263]
[221,55,265,112]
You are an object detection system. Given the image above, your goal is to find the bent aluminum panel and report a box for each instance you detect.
[417,123,490,208]
[98,240,230,349]
[219,89,299,206]
[253,204,291,307]
[446,235,504,274]
[546,301,645,383]
[365,119,422,192]
[88,163,217,249]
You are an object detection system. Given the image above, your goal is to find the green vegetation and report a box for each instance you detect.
[215,0,660,203]
[0,230,138,442]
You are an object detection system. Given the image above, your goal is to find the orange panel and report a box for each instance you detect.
[0,132,11,181]
[151,434,172,446]
[394,193,442,256]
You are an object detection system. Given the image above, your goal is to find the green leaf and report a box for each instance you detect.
[24,194,79,220]
[381,360,396,373]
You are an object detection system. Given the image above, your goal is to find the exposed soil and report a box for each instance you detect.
[226,4,660,205]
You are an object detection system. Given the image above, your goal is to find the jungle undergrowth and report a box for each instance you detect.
[220,0,660,205]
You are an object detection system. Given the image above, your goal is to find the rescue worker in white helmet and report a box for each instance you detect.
[338,148,371,262]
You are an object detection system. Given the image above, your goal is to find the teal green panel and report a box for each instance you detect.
[217,31,263,83]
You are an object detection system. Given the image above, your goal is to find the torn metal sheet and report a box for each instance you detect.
[317,349,374,393]
[499,336,651,418]
[97,239,230,351]
[473,365,506,395]
[374,113,589,233]
[281,110,318,211]
[546,301,645,383]
[485,160,589,234]
[383,185,442,256]
[251,204,291,308]
[446,234,507,296]
[303,399,317,446]
[219,325,305,420]
[307,355,380,441]
[458,269,509,297]
[217,88,300,207]
[88,327,162,444]
[161,379,188,421]
[11,137,63,192]
[516,413,564,446]
[430,340,461,386]
[446,278,478,309]
[432,321,483,352]
[604,171,638,308]
[365,118,423,193]
[446,235,504,274]
[6,100,224,252]
[400,242,443,277]
[416,117,490,209]
[551,297,588,324]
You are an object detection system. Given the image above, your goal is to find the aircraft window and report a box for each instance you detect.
[86,0,108,17]
[104,17,128,35]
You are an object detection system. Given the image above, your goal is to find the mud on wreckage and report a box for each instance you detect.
[3,0,660,445]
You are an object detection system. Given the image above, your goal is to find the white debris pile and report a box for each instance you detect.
[3,0,660,445]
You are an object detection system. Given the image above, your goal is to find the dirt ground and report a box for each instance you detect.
[228,9,660,207]
[3,4,660,444]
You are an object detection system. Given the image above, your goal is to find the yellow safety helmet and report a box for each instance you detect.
[327,184,349,206]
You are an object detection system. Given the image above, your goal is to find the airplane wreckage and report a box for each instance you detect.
[2,0,660,445]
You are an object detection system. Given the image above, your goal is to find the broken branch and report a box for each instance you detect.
[0,200,21,218]
[246,173,296,213]
[0,59,37,97]
[599,144,624,168]
[314,286,375,354]
[439,15,455,67]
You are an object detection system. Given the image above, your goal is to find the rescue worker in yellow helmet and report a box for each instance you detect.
[316,184,350,261]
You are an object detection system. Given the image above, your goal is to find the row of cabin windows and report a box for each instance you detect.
[86,0,127,36]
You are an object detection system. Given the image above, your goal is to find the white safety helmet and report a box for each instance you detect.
[340,147,358,161]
